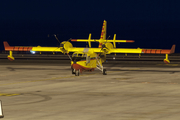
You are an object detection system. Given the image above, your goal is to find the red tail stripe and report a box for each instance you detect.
[72,64,95,72]
[98,43,102,48]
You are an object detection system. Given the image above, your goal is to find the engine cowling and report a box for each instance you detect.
[101,42,113,53]
[102,42,114,50]
[60,41,73,53]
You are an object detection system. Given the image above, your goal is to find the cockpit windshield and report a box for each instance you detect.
[72,53,87,61]
[72,53,87,57]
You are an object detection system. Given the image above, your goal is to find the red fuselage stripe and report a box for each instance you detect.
[72,63,95,71]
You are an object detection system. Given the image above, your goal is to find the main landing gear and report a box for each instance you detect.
[72,69,75,74]
[96,57,107,75]
[103,69,107,75]
[75,69,80,76]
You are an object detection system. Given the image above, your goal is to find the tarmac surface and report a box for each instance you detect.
[1,58,180,120]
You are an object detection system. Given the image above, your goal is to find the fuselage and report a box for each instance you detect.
[71,52,100,72]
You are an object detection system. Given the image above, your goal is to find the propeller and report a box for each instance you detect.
[54,34,61,44]
[54,34,73,61]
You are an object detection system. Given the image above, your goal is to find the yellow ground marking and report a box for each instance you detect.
[0,93,20,96]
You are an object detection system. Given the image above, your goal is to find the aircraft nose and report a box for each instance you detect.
[73,60,76,64]
[72,63,81,71]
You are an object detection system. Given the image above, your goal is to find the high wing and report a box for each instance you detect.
[3,41,175,54]
[67,45,176,54]
[67,48,102,53]
[3,41,102,53]
[3,41,176,64]
[109,45,176,54]
[3,41,62,52]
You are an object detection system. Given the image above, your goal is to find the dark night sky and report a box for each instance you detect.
[0,0,180,52]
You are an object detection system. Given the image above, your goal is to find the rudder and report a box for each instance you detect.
[100,20,107,40]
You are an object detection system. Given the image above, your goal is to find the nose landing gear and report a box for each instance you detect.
[72,69,75,74]
[75,69,80,76]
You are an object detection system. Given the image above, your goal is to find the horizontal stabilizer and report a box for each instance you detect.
[71,39,134,43]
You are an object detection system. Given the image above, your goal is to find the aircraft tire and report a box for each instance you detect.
[103,69,107,75]
[72,69,75,74]
[75,70,79,76]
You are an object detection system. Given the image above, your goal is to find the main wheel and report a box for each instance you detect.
[72,69,75,74]
[103,69,107,75]
[75,70,80,76]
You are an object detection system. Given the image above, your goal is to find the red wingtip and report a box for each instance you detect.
[3,41,10,47]
[170,44,176,54]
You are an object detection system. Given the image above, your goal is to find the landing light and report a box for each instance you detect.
[30,51,36,54]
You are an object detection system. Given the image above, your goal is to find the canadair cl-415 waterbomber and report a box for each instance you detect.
[3,20,175,76]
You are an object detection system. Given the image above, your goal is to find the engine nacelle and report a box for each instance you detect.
[102,42,113,49]
[101,42,113,53]
[60,41,73,53]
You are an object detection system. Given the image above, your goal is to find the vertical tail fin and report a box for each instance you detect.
[100,20,107,40]
[99,20,107,48]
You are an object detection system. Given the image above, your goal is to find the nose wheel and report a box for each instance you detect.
[72,69,75,74]
[75,69,80,76]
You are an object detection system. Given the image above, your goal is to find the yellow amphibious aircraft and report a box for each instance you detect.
[3,20,175,76]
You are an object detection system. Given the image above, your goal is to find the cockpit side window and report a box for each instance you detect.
[78,54,82,57]
[73,54,77,57]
